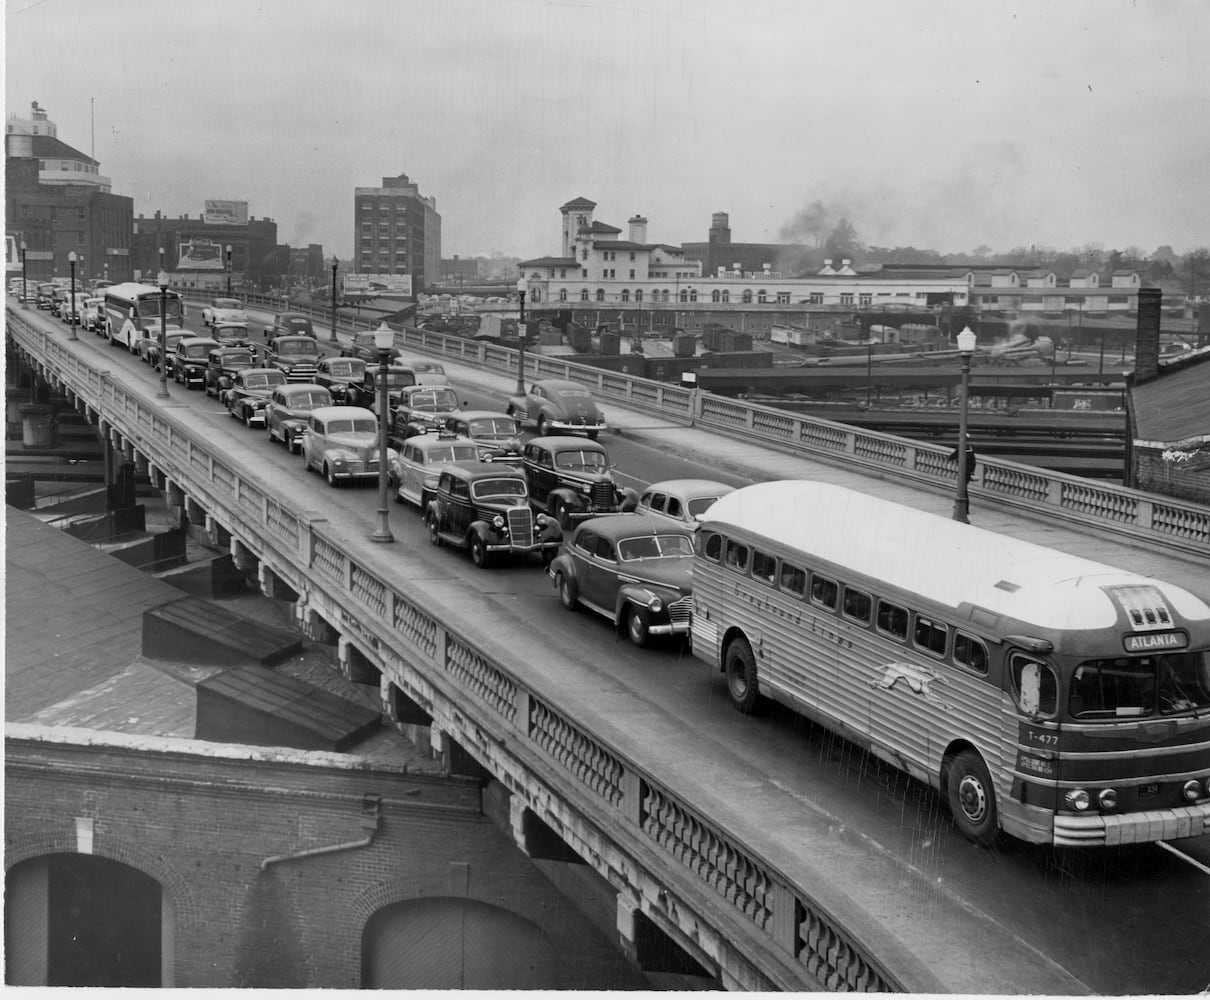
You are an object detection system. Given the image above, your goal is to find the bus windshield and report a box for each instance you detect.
[1069,652,1210,719]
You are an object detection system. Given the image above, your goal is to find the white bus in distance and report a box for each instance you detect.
[103,281,187,353]
[691,480,1210,847]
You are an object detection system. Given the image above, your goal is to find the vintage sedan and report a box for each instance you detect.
[388,384,461,443]
[263,334,322,383]
[204,346,256,398]
[262,312,315,341]
[82,296,105,332]
[265,384,333,452]
[442,410,522,461]
[388,431,480,508]
[635,479,735,527]
[141,330,192,371]
[211,321,253,347]
[520,436,638,530]
[172,336,222,389]
[507,379,606,439]
[201,297,248,327]
[548,514,695,647]
[344,365,416,412]
[426,461,562,568]
[313,356,367,403]
[223,368,288,426]
[299,406,386,486]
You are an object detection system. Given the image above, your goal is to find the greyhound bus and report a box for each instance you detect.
[103,281,186,353]
[690,480,1210,847]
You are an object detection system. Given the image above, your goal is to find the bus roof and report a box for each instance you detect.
[699,481,1210,632]
[104,281,182,301]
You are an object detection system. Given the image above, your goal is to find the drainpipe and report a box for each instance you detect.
[261,793,382,871]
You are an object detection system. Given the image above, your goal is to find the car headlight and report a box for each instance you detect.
[1097,788,1118,810]
[1064,789,1091,811]
[1182,779,1202,802]
[333,456,346,468]
[648,597,663,613]
[492,514,505,530]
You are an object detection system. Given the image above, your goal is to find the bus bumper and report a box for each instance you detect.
[1052,802,1210,846]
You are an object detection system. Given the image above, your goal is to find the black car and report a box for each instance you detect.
[344,365,416,412]
[425,462,562,568]
[313,356,367,403]
[265,383,334,453]
[263,312,315,341]
[443,410,523,461]
[342,330,404,366]
[387,384,461,445]
[204,346,256,398]
[263,334,322,383]
[519,437,638,530]
[173,336,222,389]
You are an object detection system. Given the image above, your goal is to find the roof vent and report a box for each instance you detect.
[1107,584,1174,631]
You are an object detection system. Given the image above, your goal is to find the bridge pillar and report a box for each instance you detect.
[256,563,299,604]
[336,637,382,687]
[506,794,586,864]
[135,454,150,477]
[430,726,489,780]
[203,514,231,549]
[382,678,432,728]
[617,900,714,980]
[184,496,205,526]
[298,604,338,645]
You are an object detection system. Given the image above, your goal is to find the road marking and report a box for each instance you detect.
[1158,839,1210,876]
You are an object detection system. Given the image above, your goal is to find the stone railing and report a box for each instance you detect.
[8,307,926,991]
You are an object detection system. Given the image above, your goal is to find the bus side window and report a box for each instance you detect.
[876,600,908,640]
[724,540,749,572]
[700,531,721,562]
[953,631,988,674]
[779,562,806,597]
[810,574,838,610]
[751,550,776,585]
[1010,654,1057,719]
[913,615,948,657]
[842,587,871,624]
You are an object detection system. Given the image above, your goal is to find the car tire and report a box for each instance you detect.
[324,463,338,487]
[288,433,300,455]
[724,637,760,714]
[556,571,578,611]
[945,750,1000,846]
[469,534,490,569]
[244,409,254,428]
[552,499,573,532]
[537,414,550,436]
[626,606,651,647]
[427,514,442,546]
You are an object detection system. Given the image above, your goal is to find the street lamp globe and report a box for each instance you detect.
[957,327,977,356]
[373,322,394,354]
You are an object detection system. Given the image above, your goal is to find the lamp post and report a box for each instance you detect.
[68,251,79,341]
[157,270,170,399]
[20,241,28,309]
[330,255,339,343]
[952,326,977,523]
[371,323,396,543]
[514,276,528,396]
[225,244,233,296]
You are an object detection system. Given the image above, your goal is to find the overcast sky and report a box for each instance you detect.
[6,0,1208,261]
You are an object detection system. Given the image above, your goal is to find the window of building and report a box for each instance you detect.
[635,289,643,302]
[859,293,872,306]
[560,269,566,278]
[621,289,630,302]
[582,269,588,280]
[721,290,730,303]
[757,290,767,304]
[840,292,854,306]
[629,270,635,280]
[582,249,589,261]
[690,289,698,302]
[595,288,605,301]
[680,289,689,303]
[580,289,589,301]
[559,288,568,301]
[531,288,541,303]
[777,292,791,304]
[712,290,721,303]
[742,290,752,303]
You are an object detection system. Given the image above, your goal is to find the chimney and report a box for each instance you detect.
[628,215,648,244]
[1133,287,1162,382]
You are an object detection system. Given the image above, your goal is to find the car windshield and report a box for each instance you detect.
[327,418,377,435]
[214,299,241,309]
[408,389,458,412]
[182,344,212,358]
[217,325,248,337]
[471,477,528,501]
[222,352,254,367]
[165,336,185,349]
[617,534,695,561]
[555,386,593,399]
[325,361,357,377]
[414,362,445,374]
[555,449,608,472]
[243,374,276,389]
[1069,653,1210,719]
[278,341,315,355]
[468,418,517,438]
[381,372,415,387]
[686,495,724,517]
[424,444,479,463]
[286,320,311,331]
[285,391,329,409]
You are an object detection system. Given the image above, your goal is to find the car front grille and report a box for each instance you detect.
[667,596,693,627]
[285,363,318,383]
[590,480,616,509]
[506,507,535,546]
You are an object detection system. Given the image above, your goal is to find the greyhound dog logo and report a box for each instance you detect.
[870,662,953,711]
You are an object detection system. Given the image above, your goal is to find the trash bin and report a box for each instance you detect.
[18,403,56,448]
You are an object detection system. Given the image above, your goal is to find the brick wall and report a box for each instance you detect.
[5,729,647,989]
[1134,445,1210,504]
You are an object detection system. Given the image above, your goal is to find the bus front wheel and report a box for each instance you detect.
[946,750,999,845]
[724,638,759,714]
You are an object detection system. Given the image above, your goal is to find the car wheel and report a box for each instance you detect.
[244,408,254,428]
[626,605,651,647]
[552,499,573,532]
[946,750,1000,845]
[469,534,490,569]
[427,514,442,546]
[537,414,550,436]
[325,463,338,487]
[556,571,578,611]
[724,637,760,714]
[288,433,300,455]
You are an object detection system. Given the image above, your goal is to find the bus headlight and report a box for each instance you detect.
[1097,788,1118,810]
[1064,789,1091,811]
[1182,779,1202,802]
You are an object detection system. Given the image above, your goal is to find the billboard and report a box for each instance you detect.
[203,200,248,225]
[343,273,413,298]
[177,238,225,270]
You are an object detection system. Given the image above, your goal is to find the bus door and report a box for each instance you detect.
[1002,648,1062,816]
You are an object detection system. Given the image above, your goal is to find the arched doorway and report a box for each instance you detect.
[6,854,165,987]
[362,897,559,989]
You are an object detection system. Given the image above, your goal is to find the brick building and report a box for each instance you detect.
[354,172,441,292]
[130,212,281,293]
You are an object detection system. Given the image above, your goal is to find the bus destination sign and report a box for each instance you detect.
[1123,631,1188,653]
